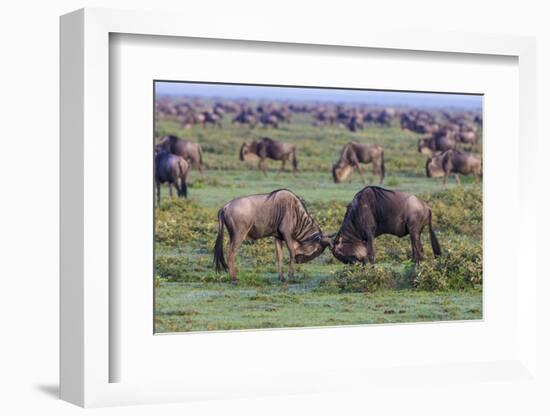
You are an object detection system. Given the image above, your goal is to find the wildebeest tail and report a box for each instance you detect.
[292,147,298,171]
[213,208,228,272]
[380,150,386,184]
[428,209,441,256]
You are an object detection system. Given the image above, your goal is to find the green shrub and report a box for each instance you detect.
[155,199,217,248]
[423,186,482,237]
[330,264,395,293]
[414,240,482,291]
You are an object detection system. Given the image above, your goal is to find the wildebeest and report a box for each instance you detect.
[202,110,222,128]
[232,111,257,128]
[214,189,331,284]
[332,142,385,184]
[458,128,478,145]
[425,149,482,184]
[417,133,457,155]
[156,135,205,173]
[258,113,279,128]
[239,137,297,175]
[155,151,189,206]
[331,186,441,265]
[344,113,364,132]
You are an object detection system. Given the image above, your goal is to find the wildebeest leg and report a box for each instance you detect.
[371,160,379,184]
[409,232,418,264]
[227,232,247,285]
[355,163,366,184]
[443,173,448,185]
[366,235,375,265]
[156,180,161,206]
[169,183,173,197]
[282,235,296,280]
[258,158,267,176]
[275,238,285,282]
[276,159,287,176]
[454,174,461,185]
[410,231,424,265]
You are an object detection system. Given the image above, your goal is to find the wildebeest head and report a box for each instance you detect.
[425,151,452,178]
[239,141,260,162]
[155,135,178,156]
[330,233,368,264]
[417,138,433,155]
[239,142,250,161]
[294,233,332,263]
[329,200,370,264]
[332,161,353,183]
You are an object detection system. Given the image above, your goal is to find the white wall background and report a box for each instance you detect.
[0,1,548,415]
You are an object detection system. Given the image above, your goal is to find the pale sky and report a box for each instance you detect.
[155,81,482,110]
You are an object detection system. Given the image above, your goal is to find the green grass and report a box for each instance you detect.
[155,282,482,332]
[154,107,483,333]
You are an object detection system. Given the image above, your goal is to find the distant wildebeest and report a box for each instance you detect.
[239,137,297,175]
[417,133,457,155]
[458,129,478,145]
[232,111,257,128]
[156,135,205,173]
[474,114,483,127]
[258,113,279,128]
[202,111,222,128]
[344,113,364,132]
[331,186,441,265]
[425,149,482,184]
[213,189,331,284]
[155,151,189,206]
[332,142,385,184]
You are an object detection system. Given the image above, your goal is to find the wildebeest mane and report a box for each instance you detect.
[339,142,356,165]
[364,186,395,226]
[260,136,275,144]
[267,189,320,240]
[159,134,178,146]
[337,186,395,241]
[267,188,309,214]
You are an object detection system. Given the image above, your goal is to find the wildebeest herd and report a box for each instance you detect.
[155,96,482,286]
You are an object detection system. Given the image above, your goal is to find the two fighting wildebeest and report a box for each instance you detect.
[213,186,441,284]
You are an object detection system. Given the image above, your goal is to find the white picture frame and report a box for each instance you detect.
[60,7,538,408]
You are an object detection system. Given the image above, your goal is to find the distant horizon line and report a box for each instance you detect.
[156,93,482,111]
[155,81,483,110]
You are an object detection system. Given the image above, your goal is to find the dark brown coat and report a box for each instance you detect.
[155,151,189,205]
[331,186,441,265]
[239,137,297,175]
[417,133,457,155]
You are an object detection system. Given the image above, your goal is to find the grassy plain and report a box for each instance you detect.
[154,109,482,332]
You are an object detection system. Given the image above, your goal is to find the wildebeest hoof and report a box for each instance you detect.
[230,280,238,286]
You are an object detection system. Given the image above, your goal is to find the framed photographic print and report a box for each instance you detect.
[60,8,538,408]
